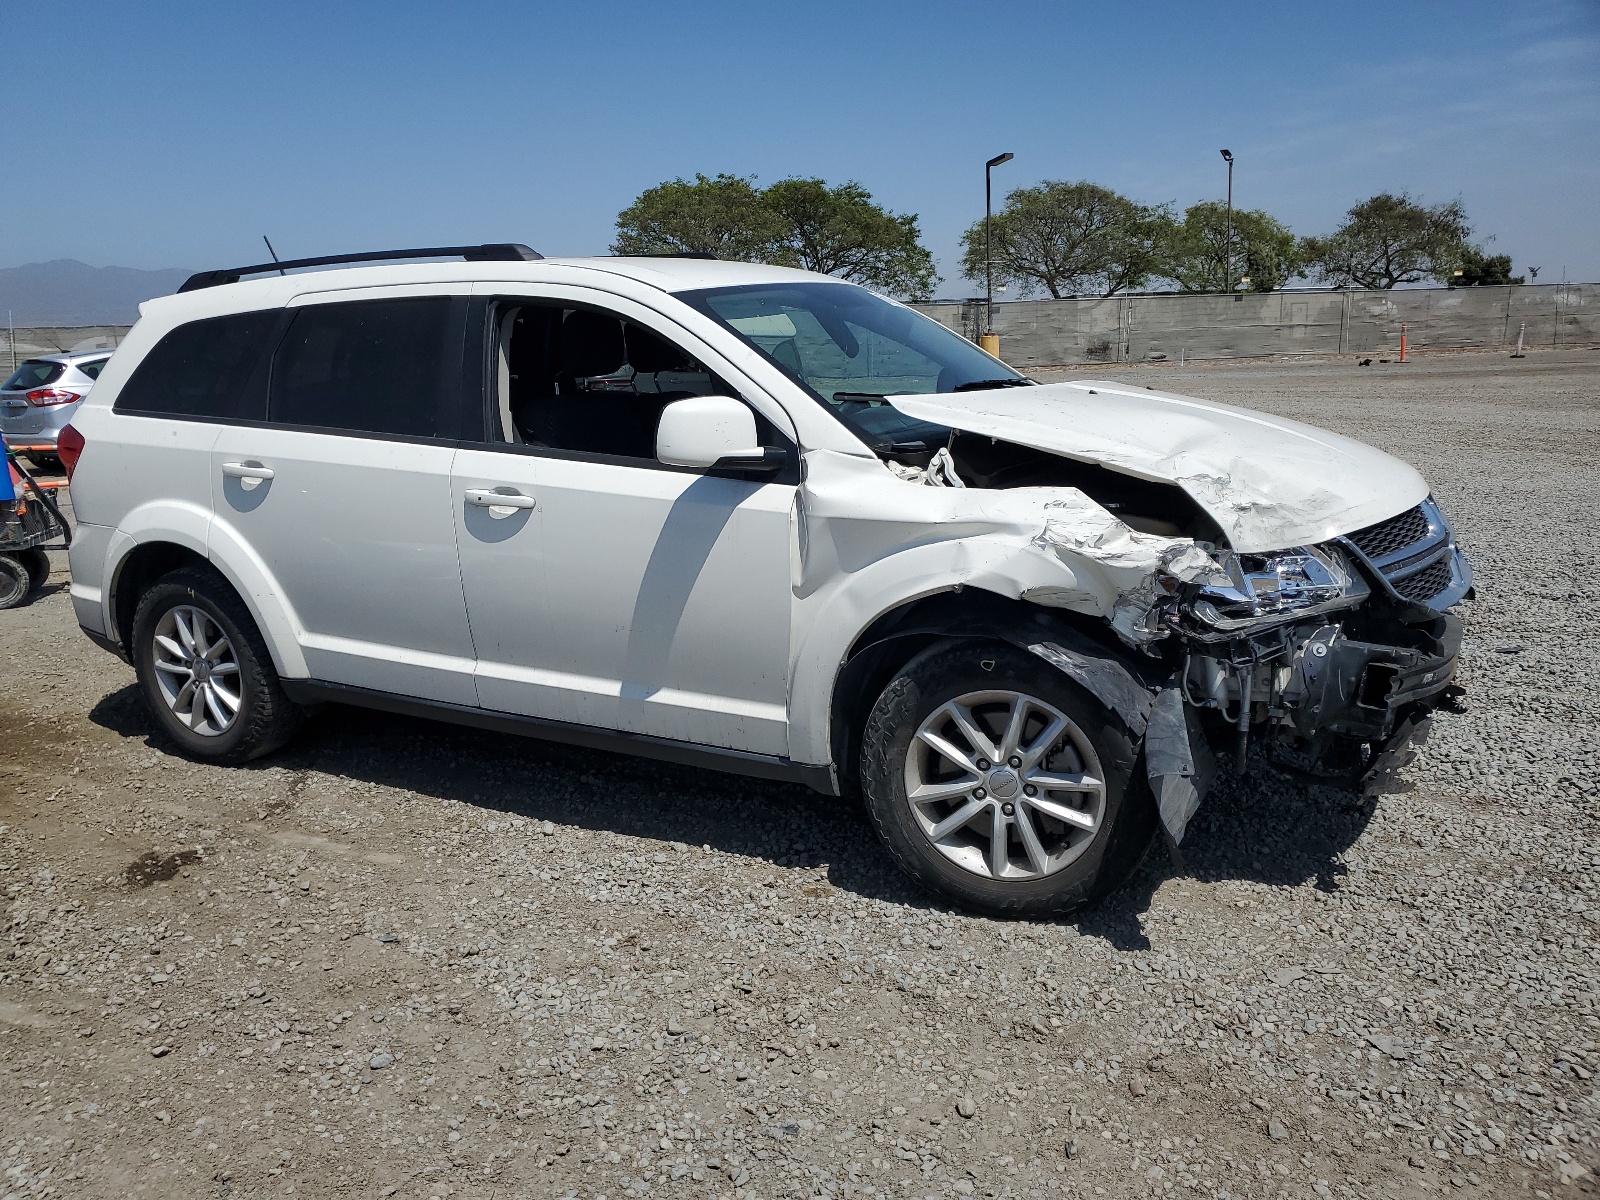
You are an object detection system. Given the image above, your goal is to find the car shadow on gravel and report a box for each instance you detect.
[90,686,1378,951]
[1075,765,1379,951]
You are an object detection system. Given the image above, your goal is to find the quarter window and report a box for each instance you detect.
[76,359,109,381]
[113,311,278,420]
[269,297,466,438]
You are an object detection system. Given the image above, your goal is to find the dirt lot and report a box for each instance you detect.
[2,348,1597,1200]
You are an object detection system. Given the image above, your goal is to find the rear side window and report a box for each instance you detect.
[4,361,64,390]
[268,297,465,438]
[75,359,109,381]
[115,311,279,419]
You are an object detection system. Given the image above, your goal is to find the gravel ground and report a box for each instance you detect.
[2,347,1597,1200]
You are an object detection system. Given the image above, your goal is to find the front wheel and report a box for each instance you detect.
[130,565,304,763]
[860,641,1157,918]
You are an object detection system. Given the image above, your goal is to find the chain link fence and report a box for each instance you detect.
[4,325,129,371]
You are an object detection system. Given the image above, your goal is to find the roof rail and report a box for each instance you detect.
[178,243,543,293]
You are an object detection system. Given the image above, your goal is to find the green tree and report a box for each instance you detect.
[762,178,939,301]
[959,181,1167,298]
[1159,201,1305,293]
[1303,193,1473,288]
[612,174,940,300]
[1444,247,1522,286]
[612,173,782,261]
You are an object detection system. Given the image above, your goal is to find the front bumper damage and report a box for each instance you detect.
[799,447,1469,855]
[1016,571,1465,864]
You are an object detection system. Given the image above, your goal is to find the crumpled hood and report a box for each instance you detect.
[890,381,1429,553]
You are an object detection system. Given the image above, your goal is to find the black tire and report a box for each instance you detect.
[130,565,304,763]
[860,640,1157,918]
[0,553,33,609]
[19,548,49,593]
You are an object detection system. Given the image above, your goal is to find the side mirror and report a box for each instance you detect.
[656,396,785,473]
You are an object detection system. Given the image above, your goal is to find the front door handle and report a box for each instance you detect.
[222,460,275,481]
[464,488,537,510]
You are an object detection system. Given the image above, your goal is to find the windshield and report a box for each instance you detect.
[679,282,1028,451]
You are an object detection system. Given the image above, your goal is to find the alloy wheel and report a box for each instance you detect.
[904,689,1106,881]
[150,605,242,737]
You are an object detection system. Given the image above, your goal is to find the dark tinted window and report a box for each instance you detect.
[269,298,463,438]
[76,358,109,381]
[4,361,65,390]
[114,311,278,419]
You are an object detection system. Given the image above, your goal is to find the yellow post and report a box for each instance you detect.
[979,333,1001,358]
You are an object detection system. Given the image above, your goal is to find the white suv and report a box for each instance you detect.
[63,244,1472,916]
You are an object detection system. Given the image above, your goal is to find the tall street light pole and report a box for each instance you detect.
[985,152,1014,340]
[1220,149,1234,295]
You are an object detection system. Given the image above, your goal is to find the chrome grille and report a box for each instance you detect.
[1392,556,1453,602]
[1347,505,1430,560]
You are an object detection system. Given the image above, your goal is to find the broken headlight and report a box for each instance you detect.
[1188,545,1369,633]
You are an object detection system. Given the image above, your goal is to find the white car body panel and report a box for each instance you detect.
[66,520,112,635]
[210,427,475,704]
[890,382,1428,554]
[196,509,310,678]
[66,396,222,643]
[782,451,1215,765]
[453,446,793,755]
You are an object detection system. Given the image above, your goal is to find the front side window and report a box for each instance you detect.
[4,360,66,391]
[114,312,279,420]
[679,282,1028,451]
[491,301,732,461]
[269,297,465,438]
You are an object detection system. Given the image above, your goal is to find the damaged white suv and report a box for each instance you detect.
[63,245,1471,916]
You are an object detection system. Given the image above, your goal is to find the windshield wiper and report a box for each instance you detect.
[951,377,1035,392]
[832,391,890,406]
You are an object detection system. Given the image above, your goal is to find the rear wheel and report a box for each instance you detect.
[0,553,33,609]
[19,548,49,593]
[131,566,304,763]
[860,641,1157,918]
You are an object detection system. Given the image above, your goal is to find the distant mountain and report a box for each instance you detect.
[0,260,193,326]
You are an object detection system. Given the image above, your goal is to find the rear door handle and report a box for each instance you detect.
[464,488,536,510]
[222,461,275,481]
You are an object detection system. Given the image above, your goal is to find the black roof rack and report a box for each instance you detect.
[178,243,543,293]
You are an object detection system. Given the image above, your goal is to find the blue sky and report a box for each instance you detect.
[6,0,1597,291]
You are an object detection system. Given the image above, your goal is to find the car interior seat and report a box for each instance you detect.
[506,306,723,460]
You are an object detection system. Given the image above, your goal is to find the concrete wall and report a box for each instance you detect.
[3,326,129,368]
[5,284,1598,375]
[914,283,1600,368]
